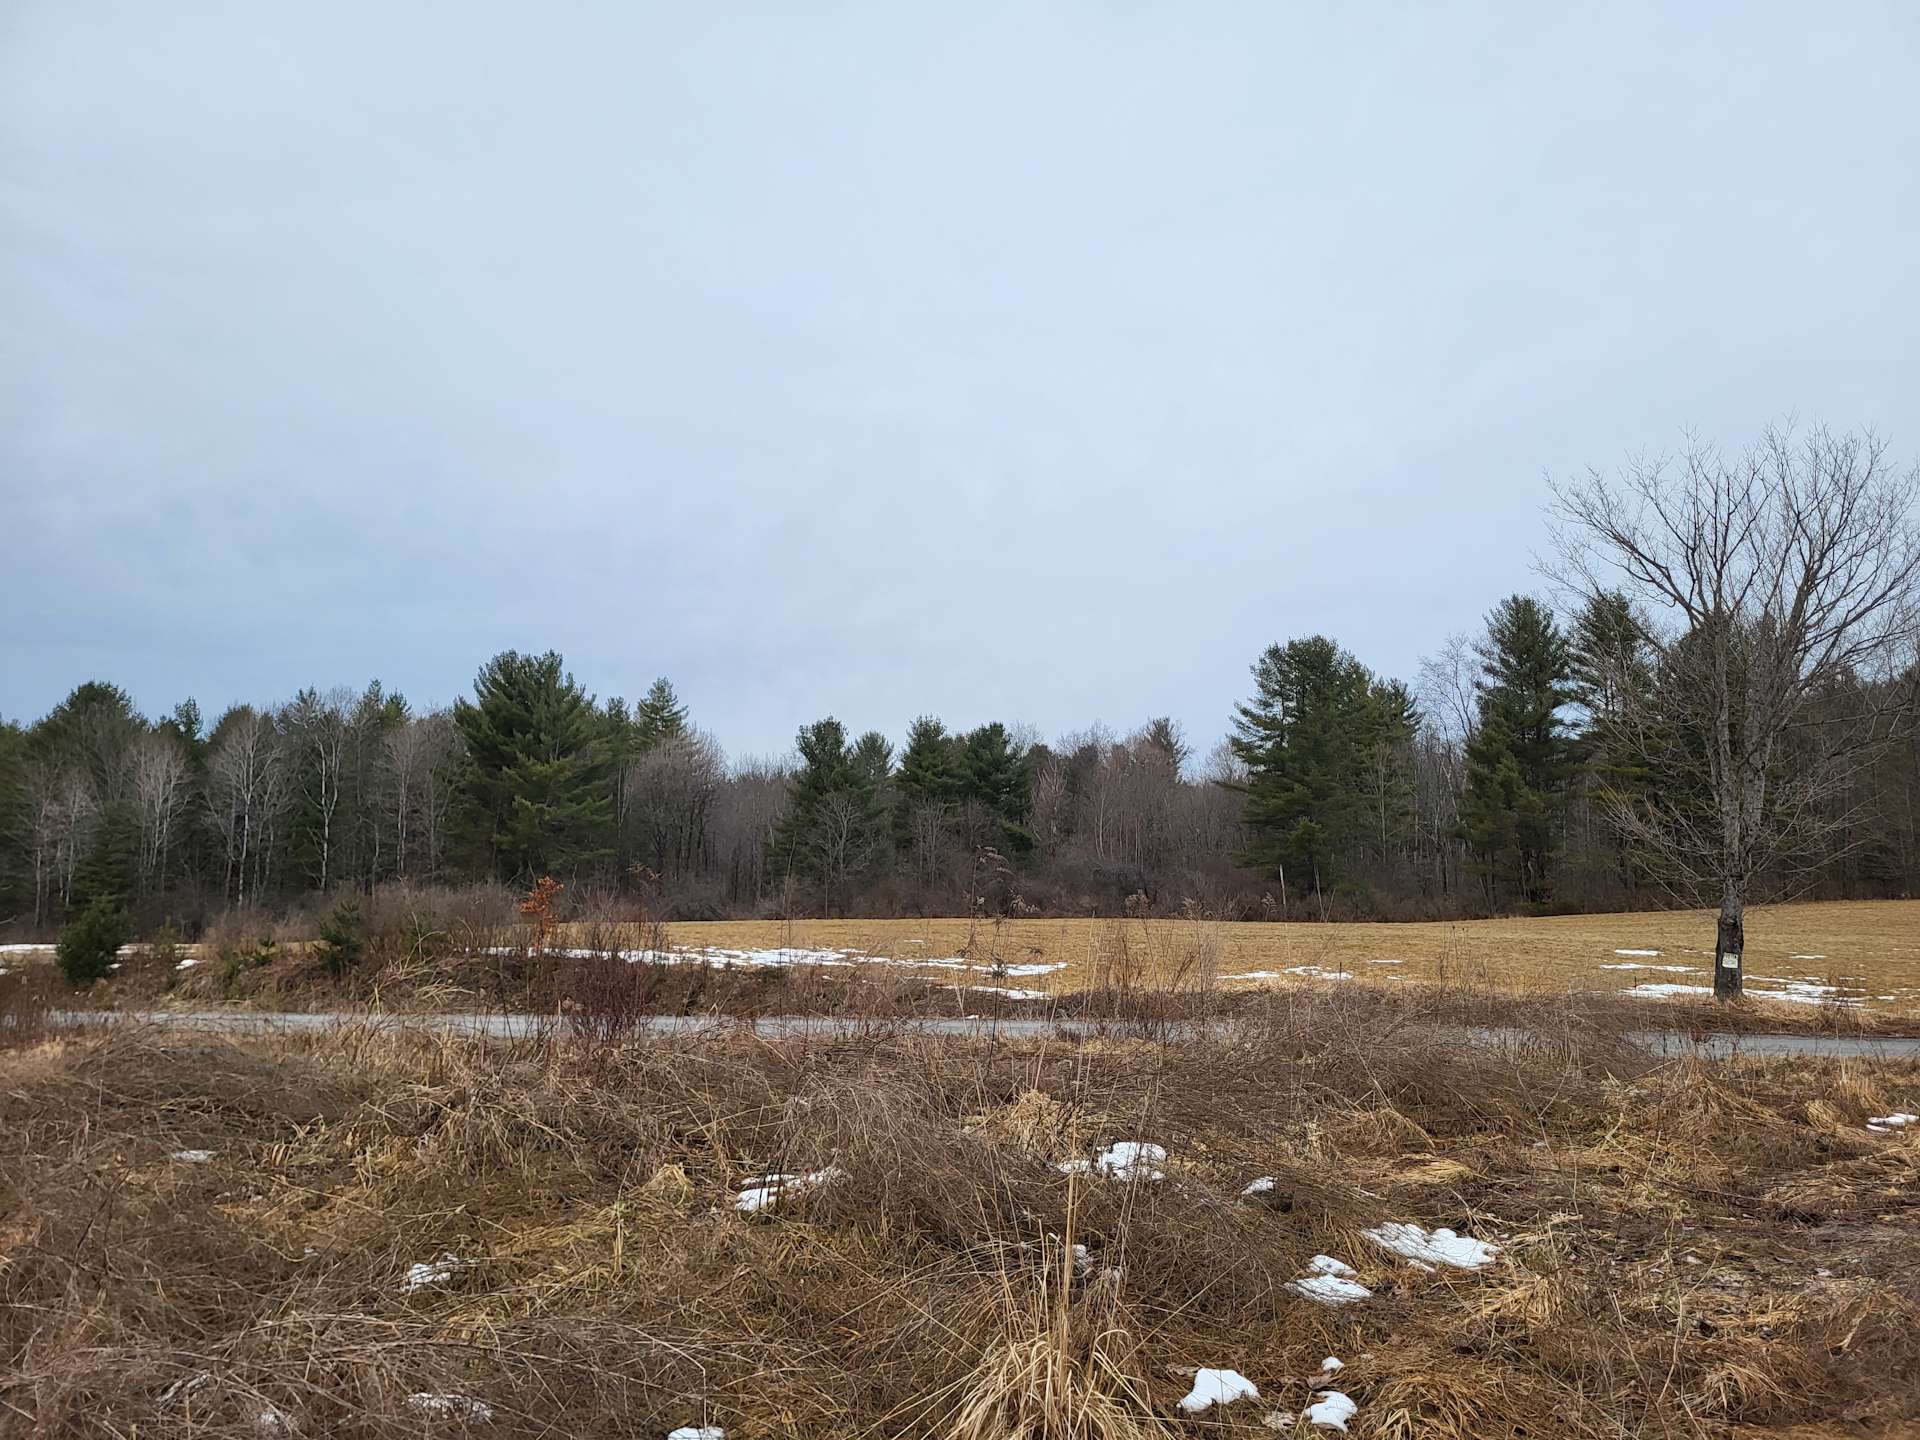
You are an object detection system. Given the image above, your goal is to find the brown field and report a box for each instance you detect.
[8,899,1919,1024]
[4,991,1918,1438]
[639,900,1920,1017]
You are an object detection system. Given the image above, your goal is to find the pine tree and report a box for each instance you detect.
[634,679,689,750]
[452,651,613,881]
[1459,597,1574,903]
[1229,636,1412,898]
[768,719,889,909]
[955,723,1033,857]
[1567,592,1655,895]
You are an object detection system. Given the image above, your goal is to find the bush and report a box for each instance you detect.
[148,919,182,968]
[316,899,364,980]
[57,900,131,988]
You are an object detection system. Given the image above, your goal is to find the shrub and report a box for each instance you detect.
[316,899,364,980]
[57,900,131,988]
[148,919,182,968]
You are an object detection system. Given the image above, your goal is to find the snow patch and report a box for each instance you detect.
[1319,1356,1343,1373]
[1178,1368,1259,1412]
[1283,965,1355,981]
[170,1149,216,1163]
[1614,949,1662,957]
[1304,1390,1357,1431]
[1241,1175,1277,1197]
[406,1394,493,1422]
[401,1254,470,1293]
[482,943,1066,984]
[666,1428,725,1440]
[1364,1222,1499,1270]
[1624,983,1716,1000]
[1867,1112,1918,1133]
[1600,963,1700,973]
[1285,1255,1370,1306]
[1366,958,1404,965]
[1058,1141,1166,1182]
[735,1167,847,1214]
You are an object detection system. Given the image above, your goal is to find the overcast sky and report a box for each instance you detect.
[5,3,1917,761]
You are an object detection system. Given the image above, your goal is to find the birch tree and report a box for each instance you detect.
[129,730,189,895]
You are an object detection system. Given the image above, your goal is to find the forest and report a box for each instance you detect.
[3,581,1916,938]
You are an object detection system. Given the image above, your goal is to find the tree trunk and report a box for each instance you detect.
[1714,885,1744,1000]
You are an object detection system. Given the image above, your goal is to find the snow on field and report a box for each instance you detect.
[1303,1390,1358,1431]
[1232,970,1283,980]
[666,1428,725,1440]
[401,1254,469,1293]
[1364,1222,1499,1270]
[479,944,1066,985]
[1614,949,1662,957]
[1600,963,1701,973]
[406,1394,493,1422]
[1058,1141,1167,1182]
[1285,1255,1371,1306]
[1178,1368,1259,1412]
[170,1149,216,1163]
[735,1167,847,1214]
[1283,965,1355,981]
[1624,976,1880,1007]
[1366,958,1404,965]
[0,942,141,956]
[1319,1356,1343,1373]
[1241,1175,1277,1197]
[1792,954,1828,960]
[1867,1113,1918,1133]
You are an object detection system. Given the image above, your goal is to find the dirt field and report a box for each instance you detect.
[640,901,1920,1016]
[5,991,1918,1438]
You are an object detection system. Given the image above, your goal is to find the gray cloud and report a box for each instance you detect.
[6,2,1918,757]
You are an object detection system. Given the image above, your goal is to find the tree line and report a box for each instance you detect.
[3,426,1917,952]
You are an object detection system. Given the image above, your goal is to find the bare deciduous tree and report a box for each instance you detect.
[129,730,189,894]
[282,687,354,892]
[207,709,288,906]
[1552,425,1920,997]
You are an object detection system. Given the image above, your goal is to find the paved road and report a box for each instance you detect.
[43,1009,1920,1059]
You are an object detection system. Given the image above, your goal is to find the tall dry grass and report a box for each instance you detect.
[4,986,1919,1436]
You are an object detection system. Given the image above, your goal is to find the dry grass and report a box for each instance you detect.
[4,988,1919,1438]
[624,900,1920,1017]
[10,900,1919,1028]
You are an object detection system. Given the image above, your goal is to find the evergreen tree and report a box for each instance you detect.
[56,896,130,987]
[1458,596,1575,902]
[633,678,689,750]
[1568,592,1650,724]
[1229,636,1412,897]
[955,722,1033,857]
[452,651,612,880]
[894,716,959,853]
[768,718,889,909]
[1567,592,1655,895]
